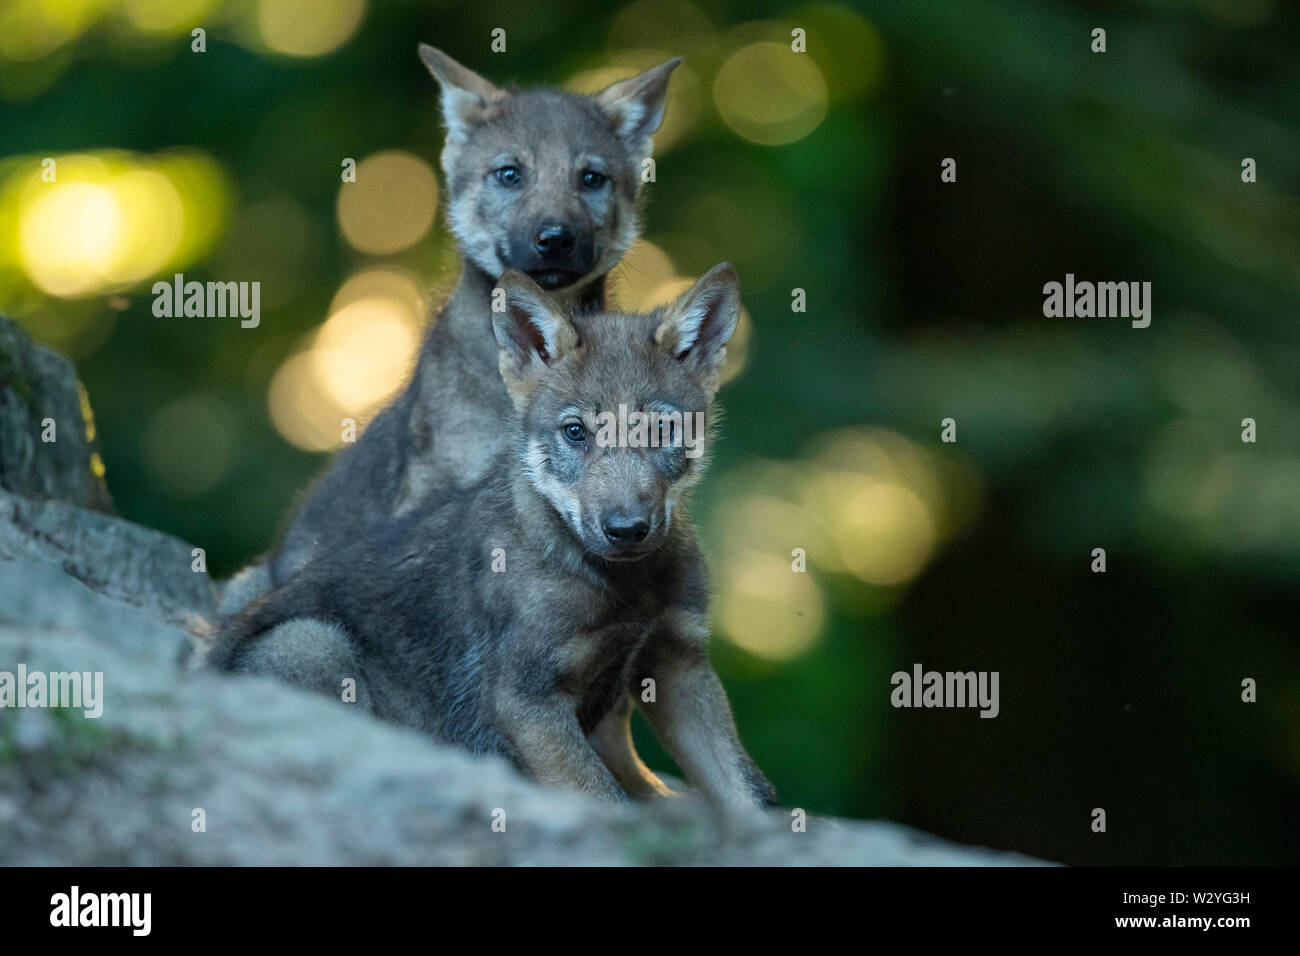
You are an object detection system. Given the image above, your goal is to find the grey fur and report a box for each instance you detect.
[229,618,371,711]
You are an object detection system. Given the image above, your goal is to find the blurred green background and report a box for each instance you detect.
[1,0,1297,864]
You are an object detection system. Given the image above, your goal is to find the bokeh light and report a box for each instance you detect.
[310,296,420,409]
[269,352,347,452]
[121,0,218,33]
[717,550,825,661]
[707,428,971,660]
[258,0,366,58]
[607,239,674,311]
[336,150,438,255]
[0,0,109,62]
[95,169,186,282]
[804,470,935,586]
[20,181,121,297]
[713,41,828,146]
[6,150,225,300]
[268,267,426,451]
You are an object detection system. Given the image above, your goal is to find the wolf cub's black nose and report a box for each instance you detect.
[603,514,650,545]
[534,223,576,259]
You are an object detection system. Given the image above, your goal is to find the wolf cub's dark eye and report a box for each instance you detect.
[495,166,522,187]
[562,422,587,444]
[580,169,607,189]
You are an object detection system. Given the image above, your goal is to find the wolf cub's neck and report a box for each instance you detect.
[442,263,608,341]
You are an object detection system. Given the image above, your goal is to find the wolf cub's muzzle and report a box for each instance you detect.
[508,220,596,290]
[603,511,649,545]
[597,508,664,560]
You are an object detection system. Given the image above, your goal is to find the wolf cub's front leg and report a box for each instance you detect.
[493,691,629,802]
[636,609,778,809]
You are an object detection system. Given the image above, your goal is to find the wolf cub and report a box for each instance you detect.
[209,264,775,808]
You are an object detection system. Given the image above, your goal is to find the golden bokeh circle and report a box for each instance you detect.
[713,42,828,146]
[336,150,438,255]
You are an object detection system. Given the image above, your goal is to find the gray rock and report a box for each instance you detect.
[0,315,112,512]
[0,490,216,635]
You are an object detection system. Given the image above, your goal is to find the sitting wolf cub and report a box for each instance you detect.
[209,265,776,808]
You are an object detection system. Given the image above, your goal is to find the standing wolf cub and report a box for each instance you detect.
[209,265,776,808]
[247,46,680,594]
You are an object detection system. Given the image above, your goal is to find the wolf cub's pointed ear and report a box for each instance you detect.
[655,263,741,390]
[492,270,579,406]
[595,57,682,158]
[419,44,505,140]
